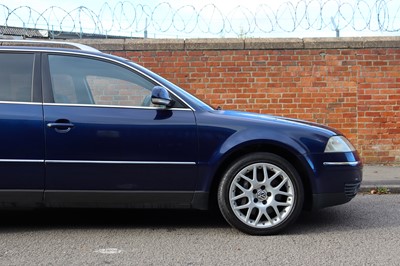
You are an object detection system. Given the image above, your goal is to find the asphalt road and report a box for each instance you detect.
[0,194,399,265]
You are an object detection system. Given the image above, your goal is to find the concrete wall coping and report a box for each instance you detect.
[74,37,400,51]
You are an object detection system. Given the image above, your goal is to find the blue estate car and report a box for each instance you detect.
[0,40,362,235]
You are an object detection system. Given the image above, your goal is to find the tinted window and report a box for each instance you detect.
[0,53,34,102]
[48,55,157,107]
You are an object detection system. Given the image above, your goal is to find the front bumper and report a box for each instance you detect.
[312,181,361,209]
[307,152,363,209]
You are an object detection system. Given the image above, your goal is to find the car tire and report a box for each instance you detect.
[217,152,304,235]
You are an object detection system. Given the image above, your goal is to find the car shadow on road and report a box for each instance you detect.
[0,195,397,234]
[0,208,230,233]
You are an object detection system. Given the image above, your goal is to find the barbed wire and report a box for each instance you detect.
[0,0,399,38]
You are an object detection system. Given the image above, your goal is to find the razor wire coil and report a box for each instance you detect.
[0,0,399,38]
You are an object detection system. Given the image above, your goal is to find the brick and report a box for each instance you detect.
[87,37,400,164]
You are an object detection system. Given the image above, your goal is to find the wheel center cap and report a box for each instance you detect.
[256,189,268,201]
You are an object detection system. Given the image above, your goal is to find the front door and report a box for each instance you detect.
[42,54,197,207]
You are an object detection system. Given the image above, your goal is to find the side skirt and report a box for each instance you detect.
[44,190,209,210]
[0,190,210,210]
[0,190,43,208]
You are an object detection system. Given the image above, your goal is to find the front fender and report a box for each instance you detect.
[194,110,335,193]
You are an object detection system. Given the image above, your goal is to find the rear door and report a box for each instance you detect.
[0,52,44,206]
[42,53,198,208]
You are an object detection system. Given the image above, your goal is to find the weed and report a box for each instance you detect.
[370,187,390,194]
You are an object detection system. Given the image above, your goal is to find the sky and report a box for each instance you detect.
[1,0,399,39]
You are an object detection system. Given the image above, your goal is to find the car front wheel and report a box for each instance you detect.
[218,152,304,235]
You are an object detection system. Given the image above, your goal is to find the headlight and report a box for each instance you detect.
[324,136,355,153]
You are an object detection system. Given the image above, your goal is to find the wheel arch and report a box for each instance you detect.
[208,142,315,211]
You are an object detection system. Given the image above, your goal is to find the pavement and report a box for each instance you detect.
[361,165,400,193]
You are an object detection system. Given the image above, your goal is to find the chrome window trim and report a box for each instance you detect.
[0,101,42,105]
[323,161,360,166]
[43,102,192,111]
[0,159,44,163]
[45,160,196,165]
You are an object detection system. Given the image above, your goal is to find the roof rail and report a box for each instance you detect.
[0,39,100,52]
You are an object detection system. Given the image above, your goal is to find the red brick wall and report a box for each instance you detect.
[79,38,400,164]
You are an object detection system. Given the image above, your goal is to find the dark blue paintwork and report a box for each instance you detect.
[44,105,198,191]
[192,110,362,195]
[0,46,363,210]
[0,104,44,189]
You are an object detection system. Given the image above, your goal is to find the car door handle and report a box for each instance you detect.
[47,122,75,128]
[47,121,75,133]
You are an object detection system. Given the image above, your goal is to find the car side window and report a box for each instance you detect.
[47,55,157,107]
[0,53,34,102]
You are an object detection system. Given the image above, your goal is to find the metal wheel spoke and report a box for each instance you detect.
[263,209,274,224]
[245,206,254,222]
[253,165,257,181]
[272,205,282,220]
[276,191,293,197]
[268,170,281,183]
[231,192,247,201]
[254,209,264,225]
[234,202,250,210]
[234,182,249,193]
[276,202,291,207]
[262,165,268,183]
[275,177,289,190]
[239,173,255,186]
